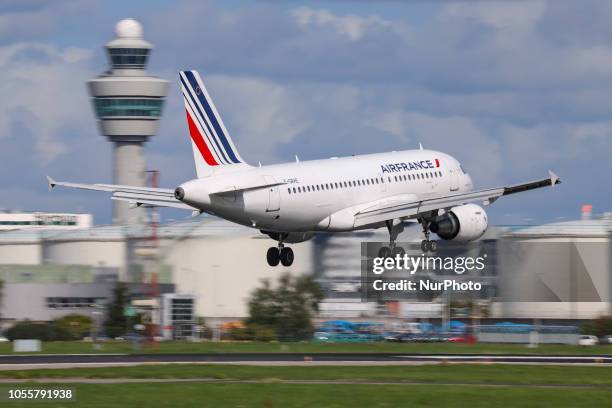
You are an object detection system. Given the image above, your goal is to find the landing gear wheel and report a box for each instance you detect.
[392,246,405,257]
[378,246,392,258]
[280,247,294,267]
[429,240,438,252]
[420,240,429,253]
[420,240,438,253]
[266,247,280,267]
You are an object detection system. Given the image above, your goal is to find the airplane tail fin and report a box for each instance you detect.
[179,70,248,178]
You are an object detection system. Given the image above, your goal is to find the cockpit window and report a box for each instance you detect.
[460,165,467,174]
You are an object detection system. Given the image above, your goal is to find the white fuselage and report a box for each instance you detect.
[178,149,473,233]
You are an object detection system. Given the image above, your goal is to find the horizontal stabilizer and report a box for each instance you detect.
[46,176,193,211]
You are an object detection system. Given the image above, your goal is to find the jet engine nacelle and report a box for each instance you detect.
[429,203,488,242]
[262,231,315,244]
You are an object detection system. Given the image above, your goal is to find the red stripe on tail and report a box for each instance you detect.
[186,110,218,166]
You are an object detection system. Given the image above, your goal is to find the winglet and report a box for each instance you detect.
[419,142,423,150]
[548,170,560,186]
[46,176,56,191]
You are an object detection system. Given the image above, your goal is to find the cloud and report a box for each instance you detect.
[0,42,94,163]
[0,0,95,44]
[292,6,407,41]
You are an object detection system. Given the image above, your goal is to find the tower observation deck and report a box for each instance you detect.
[88,18,169,225]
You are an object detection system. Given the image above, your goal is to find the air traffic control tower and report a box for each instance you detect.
[88,18,169,225]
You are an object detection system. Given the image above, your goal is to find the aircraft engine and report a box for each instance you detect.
[429,203,488,242]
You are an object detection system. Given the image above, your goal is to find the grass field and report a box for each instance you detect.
[1,363,612,385]
[1,340,611,355]
[1,364,612,407]
[2,383,612,408]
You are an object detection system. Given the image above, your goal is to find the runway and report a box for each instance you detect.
[1,353,611,370]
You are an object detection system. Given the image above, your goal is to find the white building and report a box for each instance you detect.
[496,213,612,320]
[0,217,313,323]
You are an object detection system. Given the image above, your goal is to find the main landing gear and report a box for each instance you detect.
[377,220,406,258]
[266,243,294,267]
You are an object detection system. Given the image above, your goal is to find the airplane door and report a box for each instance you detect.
[263,175,280,212]
[449,168,459,192]
[379,173,387,192]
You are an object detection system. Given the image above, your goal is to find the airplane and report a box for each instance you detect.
[48,69,561,267]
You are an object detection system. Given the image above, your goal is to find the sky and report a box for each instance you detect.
[0,0,610,226]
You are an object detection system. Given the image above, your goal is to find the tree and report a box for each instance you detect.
[5,320,73,341]
[246,273,323,341]
[104,281,130,338]
[581,315,612,337]
[54,314,93,340]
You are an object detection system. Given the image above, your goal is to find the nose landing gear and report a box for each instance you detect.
[266,243,294,267]
[419,218,437,253]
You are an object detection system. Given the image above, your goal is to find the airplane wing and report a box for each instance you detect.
[46,176,195,210]
[354,171,560,228]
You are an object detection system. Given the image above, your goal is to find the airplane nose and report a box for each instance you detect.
[174,187,185,200]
